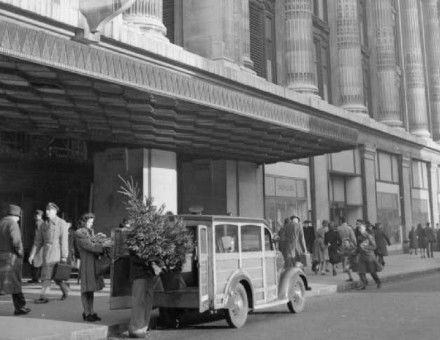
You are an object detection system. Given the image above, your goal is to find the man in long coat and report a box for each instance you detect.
[279,215,307,268]
[0,204,31,315]
[28,210,44,283]
[28,202,69,303]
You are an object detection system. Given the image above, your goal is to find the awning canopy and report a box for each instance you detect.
[0,19,358,163]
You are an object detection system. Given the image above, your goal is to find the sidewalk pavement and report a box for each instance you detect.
[304,252,440,297]
[0,252,439,339]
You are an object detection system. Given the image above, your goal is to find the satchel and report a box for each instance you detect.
[52,262,73,281]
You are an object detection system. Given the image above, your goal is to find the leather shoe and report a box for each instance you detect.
[14,307,31,315]
[34,297,49,304]
[91,313,101,321]
[59,294,68,301]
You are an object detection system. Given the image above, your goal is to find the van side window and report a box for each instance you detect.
[215,224,238,253]
[264,228,273,251]
[241,225,262,252]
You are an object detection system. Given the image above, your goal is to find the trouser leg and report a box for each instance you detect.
[55,280,69,296]
[12,293,26,311]
[129,277,154,335]
[81,292,92,315]
[359,273,367,286]
[89,292,94,314]
[40,280,51,298]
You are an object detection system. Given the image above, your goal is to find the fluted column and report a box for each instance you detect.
[123,0,168,41]
[336,0,367,114]
[424,0,440,141]
[285,0,318,95]
[401,0,430,138]
[374,0,402,128]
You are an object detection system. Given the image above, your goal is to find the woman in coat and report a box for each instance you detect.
[75,213,108,322]
[324,222,341,276]
[357,223,381,290]
[408,226,418,255]
[416,223,427,258]
[374,223,391,266]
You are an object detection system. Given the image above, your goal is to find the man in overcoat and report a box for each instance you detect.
[28,202,69,303]
[0,204,31,315]
[279,216,307,268]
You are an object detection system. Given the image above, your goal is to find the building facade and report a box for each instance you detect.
[0,0,440,253]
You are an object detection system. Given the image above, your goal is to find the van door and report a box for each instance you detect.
[198,225,210,313]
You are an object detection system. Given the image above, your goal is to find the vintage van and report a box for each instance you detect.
[110,215,310,328]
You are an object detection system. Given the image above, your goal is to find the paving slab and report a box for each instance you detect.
[0,316,108,340]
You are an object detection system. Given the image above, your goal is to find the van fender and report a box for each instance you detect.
[278,267,309,300]
[222,270,255,309]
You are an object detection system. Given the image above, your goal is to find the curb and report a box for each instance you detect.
[336,267,440,292]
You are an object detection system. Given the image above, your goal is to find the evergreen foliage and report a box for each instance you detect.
[118,177,194,272]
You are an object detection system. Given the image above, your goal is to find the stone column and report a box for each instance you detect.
[123,0,168,41]
[374,0,402,128]
[423,0,440,141]
[285,0,318,94]
[310,155,330,228]
[401,0,430,138]
[336,0,367,114]
[360,145,377,223]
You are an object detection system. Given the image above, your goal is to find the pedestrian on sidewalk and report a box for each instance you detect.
[279,216,307,268]
[28,210,44,284]
[75,213,110,322]
[426,223,436,258]
[28,202,69,304]
[0,204,31,315]
[313,220,329,275]
[325,222,341,276]
[357,222,381,289]
[337,217,356,282]
[408,226,418,255]
[416,223,427,258]
[374,223,391,266]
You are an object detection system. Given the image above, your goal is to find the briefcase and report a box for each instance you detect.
[52,262,72,281]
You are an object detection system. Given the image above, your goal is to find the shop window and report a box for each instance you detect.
[377,152,399,183]
[215,224,238,253]
[377,192,401,244]
[313,36,331,102]
[412,160,428,189]
[241,225,262,252]
[250,0,276,82]
[412,197,430,227]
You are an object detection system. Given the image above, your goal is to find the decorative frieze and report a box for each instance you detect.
[123,0,168,41]
[423,0,440,141]
[374,0,402,128]
[336,0,367,114]
[285,0,318,94]
[401,0,430,138]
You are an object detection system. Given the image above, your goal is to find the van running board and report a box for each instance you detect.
[253,299,289,311]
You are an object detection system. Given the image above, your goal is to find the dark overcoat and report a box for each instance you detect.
[374,229,391,256]
[357,233,378,274]
[0,216,23,294]
[75,227,104,293]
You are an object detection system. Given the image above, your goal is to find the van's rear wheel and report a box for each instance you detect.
[225,283,248,328]
[287,276,305,313]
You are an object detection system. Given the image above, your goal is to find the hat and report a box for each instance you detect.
[46,202,60,212]
[35,209,43,216]
[290,215,301,222]
[7,204,21,217]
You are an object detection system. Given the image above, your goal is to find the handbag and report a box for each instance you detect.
[52,262,73,281]
[95,255,111,276]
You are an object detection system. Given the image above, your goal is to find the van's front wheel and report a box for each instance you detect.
[287,276,305,313]
[225,283,248,328]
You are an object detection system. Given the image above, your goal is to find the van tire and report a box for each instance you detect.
[225,283,249,328]
[287,276,305,313]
